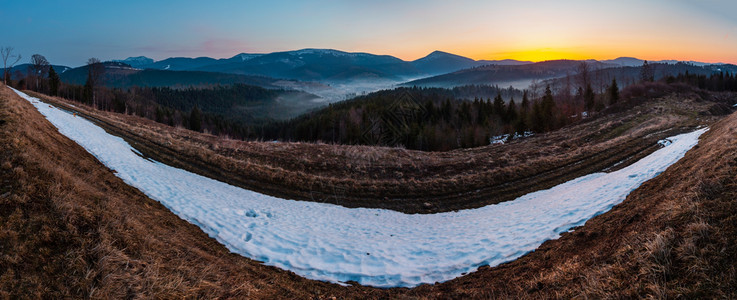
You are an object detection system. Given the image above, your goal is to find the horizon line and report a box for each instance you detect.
[43,48,734,68]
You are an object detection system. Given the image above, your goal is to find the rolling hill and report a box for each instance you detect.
[112,56,155,68]
[9,63,72,77]
[542,62,737,91]
[57,62,285,89]
[404,59,737,89]
[403,59,614,88]
[111,49,531,83]
[409,50,486,75]
[602,56,726,67]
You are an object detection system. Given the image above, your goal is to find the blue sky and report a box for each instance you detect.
[2,0,736,67]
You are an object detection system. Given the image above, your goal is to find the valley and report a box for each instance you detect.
[3,1,737,296]
[1,81,736,297]
[8,87,713,287]
[21,83,731,213]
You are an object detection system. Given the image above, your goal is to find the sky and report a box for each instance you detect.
[1,0,736,67]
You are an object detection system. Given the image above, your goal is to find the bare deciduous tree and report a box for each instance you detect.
[529,79,541,100]
[85,58,105,106]
[30,54,50,90]
[577,61,590,90]
[87,57,104,85]
[1,46,22,85]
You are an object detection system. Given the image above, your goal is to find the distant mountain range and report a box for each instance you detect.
[403,60,615,88]
[7,49,734,97]
[105,49,732,87]
[9,64,72,75]
[107,49,534,83]
[542,62,737,91]
[403,59,737,89]
[57,62,283,89]
[600,57,723,67]
[112,56,154,68]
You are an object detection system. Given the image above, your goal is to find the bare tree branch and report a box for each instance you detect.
[30,54,50,90]
[86,57,105,106]
[577,61,590,89]
[86,57,104,87]
[1,46,22,85]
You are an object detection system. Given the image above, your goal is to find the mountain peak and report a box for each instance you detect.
[288,48,370,58]
[418,50,470,61]
[231,53,263,62]
[126,56,152,60]
[602,57,645,67]
[428,50,452,56]
[113,56,155,68]
[411,51,482,75]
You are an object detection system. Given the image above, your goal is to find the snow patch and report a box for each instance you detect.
[12,88,706,288]
[238,53,260,61]
[514,131,534,139]
[490,131,534,144]
[490,134,509,144]
[291,49,369,58]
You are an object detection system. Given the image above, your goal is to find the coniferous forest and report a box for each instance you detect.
[6,61,737,151]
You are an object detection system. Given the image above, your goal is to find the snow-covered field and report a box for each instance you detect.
[13,88,707,288]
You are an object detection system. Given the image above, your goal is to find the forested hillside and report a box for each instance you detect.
[261,87,550,151]
[260,71,737,151]
[8,60,737,151]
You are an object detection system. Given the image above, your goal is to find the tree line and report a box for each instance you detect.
[256,85,590,151]
[665,71,737,92]
[5,54,734,152]
[3,54,293,138]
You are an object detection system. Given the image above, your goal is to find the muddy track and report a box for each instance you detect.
[330,130,686,213]
[36,94,692,214]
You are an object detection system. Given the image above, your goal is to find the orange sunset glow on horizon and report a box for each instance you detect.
[324,0,737,65]
[2,0,736,66]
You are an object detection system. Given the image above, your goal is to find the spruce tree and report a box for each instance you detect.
[189,106,202,132]
[505,97,517,124]
[442,99,452,121]
[531,100,544,133]
[608,78,619,105]
[520,90,530,113]
[541,85,556,131]
[493,94,505,116]
[584,83,595,111]
[640,60,654,82]
[476,99,487,124]
[48,66,60,96]
[516,90,531,133]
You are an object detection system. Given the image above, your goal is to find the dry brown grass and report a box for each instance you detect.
[24,89,726,213]
[2,83,736,298]
[0,84,381,298]
[565,107,737,299]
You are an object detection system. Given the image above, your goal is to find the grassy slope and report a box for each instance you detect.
[24,88,729,214]
[400,111,737,298]
[0,85,369,298]
[1,83,736,298]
